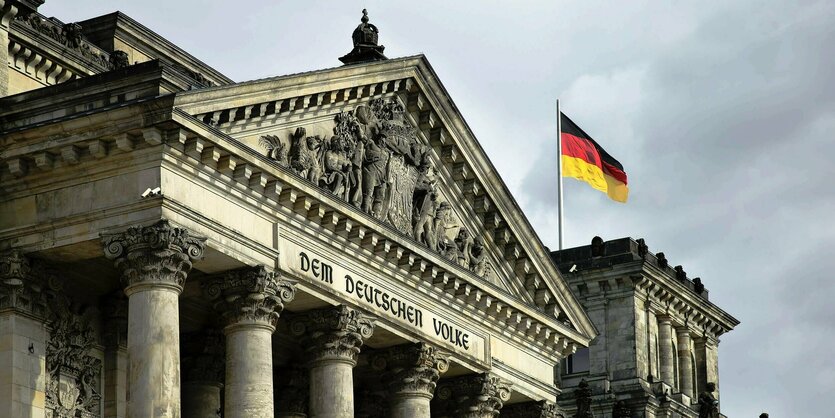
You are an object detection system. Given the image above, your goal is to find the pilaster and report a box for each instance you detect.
[101,294,128,418]
[204,266,296,418]
[102,219,206,418]
[0,251,48,418]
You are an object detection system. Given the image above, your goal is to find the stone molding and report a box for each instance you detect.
[181,329,225,385]
[290,305,375,366]
[203,265,296,331]
[370,342,449,399]
[435,373,513,418]
[501,401,565,418]
[102,219,206,293]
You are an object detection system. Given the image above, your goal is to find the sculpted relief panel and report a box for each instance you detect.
[260,98,494,281]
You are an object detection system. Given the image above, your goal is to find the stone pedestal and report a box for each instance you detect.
[0,251,48,418]
[371,343,449,418]
[290,305,375,418]
[434,373,512,418]
[676,327,694,398]
[103,220,206,418]
[181,329,225,418]
[204,266,296,418]
[657,316,675,386]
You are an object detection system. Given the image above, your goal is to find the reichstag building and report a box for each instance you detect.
[0,1,738,417]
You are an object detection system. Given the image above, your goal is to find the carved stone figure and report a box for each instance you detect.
[288,127,324,184]
[454,228,474,268]
[412,168,437,247]
[62,22,83,49]
[575,379,594,418]
[698,382,719,418]
[322,135,354,200]
[612,400,631,418]
[260,134,289,166]
[432,202,454,252]
[109,50,129,69]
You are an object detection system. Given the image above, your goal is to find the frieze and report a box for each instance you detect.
[13,11,125,71]
[102,219,206,291]
[203,265,296,329]
[280,239,487,361]
[261,98,494,282]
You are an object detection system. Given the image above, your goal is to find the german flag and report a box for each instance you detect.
[560,112,629,202]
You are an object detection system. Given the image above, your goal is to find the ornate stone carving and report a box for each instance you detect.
[181,329,225,385]
[501,401,565,418]
[339,9,387,64]
[260,98,494,281]
[44,281,102,418]
[370,343,449,398]
[289,305,375,365]
[109,50,129,69]
[0,251,49,318]
[435,373,513,418]
[203,266,296,329]
[14,12,122,70]
[275,367,308,417]
[697,382,719,418]
[101,219,206,291]
[612,400,631,418]
[574,379,593,418]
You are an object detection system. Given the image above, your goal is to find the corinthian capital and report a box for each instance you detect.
[203,266,296,331]
[371,343,449,398]
[102,220,206,292]
[435,373,513,418]
[501,401,565,418]
[289,305,375,366]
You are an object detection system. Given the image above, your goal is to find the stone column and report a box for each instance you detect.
[501,400,563,418]
[676,326,694,398]
[204,266,296,418]
[181,329,225,418]
[657,315,675,386]
[102,220,206,418]
[371,343,449,418]
[290,305,375,418]
[101,294,129,418]
[434,373,513,418]
[0,251,48,418]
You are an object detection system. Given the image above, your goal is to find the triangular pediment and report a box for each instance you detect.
[173,56,596,341]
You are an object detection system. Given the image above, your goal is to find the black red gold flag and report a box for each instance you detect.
[560,112,629,202]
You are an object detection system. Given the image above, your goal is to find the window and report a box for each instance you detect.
[563,347,590,374]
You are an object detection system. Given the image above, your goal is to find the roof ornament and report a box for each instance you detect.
[339,9,388,65]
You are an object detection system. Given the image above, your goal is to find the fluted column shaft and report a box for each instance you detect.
[204,266,296,418]
[676,326,694,397]
[103,220,206,418]
[657,316,675,386]
[291,305,375,418]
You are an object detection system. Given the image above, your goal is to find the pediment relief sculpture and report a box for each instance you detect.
[260,98,494,281]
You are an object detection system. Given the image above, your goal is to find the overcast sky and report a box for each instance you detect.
[42,1,835,416]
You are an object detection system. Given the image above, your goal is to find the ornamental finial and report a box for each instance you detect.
[339,9,387,65]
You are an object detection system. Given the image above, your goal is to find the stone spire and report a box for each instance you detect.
[339,9,387,65]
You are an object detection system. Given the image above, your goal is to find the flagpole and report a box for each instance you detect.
[556,98,564,250]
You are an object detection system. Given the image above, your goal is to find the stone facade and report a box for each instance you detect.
[552,238,739,418]
[0,3,605,417]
